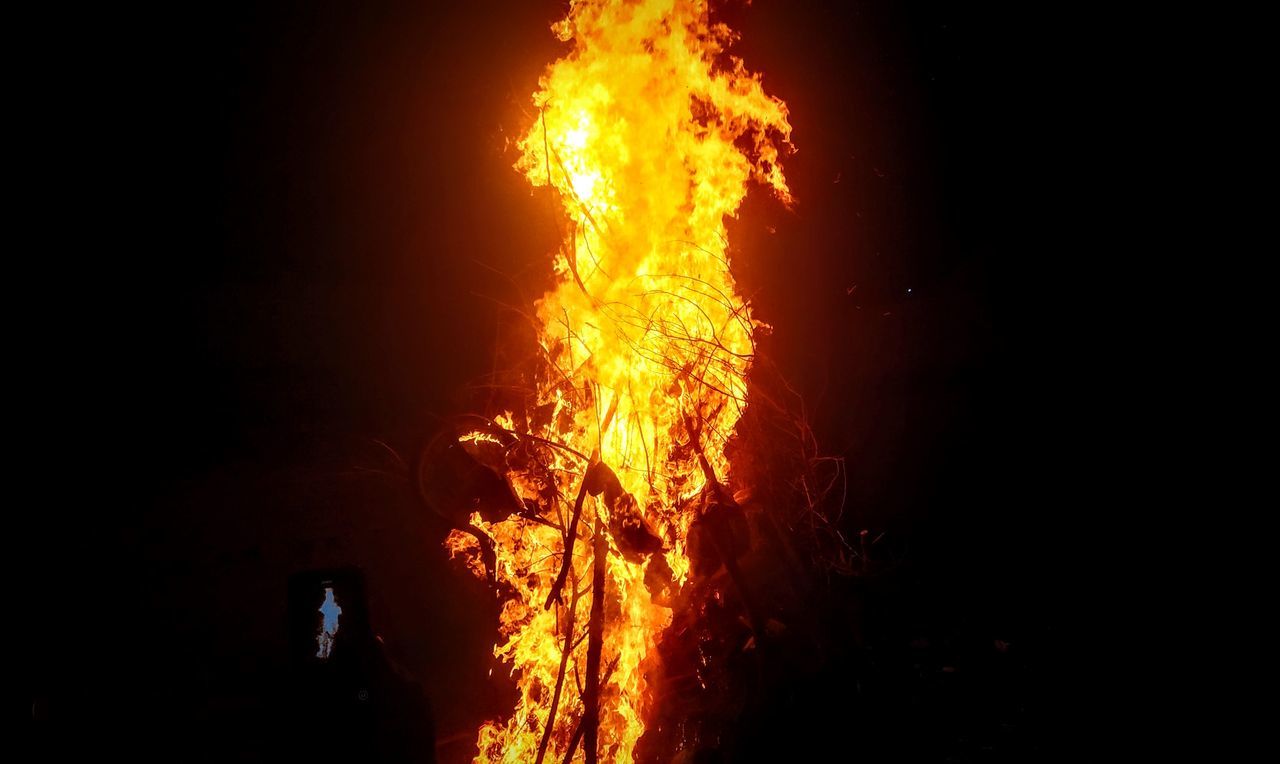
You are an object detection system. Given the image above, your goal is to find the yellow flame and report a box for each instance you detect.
[452,1,791,760]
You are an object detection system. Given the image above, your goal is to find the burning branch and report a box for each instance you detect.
[536,551,585,764]
[544,462,594,611]
[581,508,608,764]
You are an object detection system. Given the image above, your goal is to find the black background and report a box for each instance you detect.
[29,1,1084,760]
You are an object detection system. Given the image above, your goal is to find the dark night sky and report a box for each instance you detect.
[30,1,1081,759]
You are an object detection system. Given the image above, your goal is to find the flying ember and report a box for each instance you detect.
[443,1,793,760]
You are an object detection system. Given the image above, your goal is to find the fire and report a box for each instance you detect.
[446,1,791,760]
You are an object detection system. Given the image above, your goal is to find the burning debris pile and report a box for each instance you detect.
[415,1,851,761]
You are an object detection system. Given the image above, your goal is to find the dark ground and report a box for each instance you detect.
[27,1,1085,760]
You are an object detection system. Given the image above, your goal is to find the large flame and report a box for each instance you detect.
[448,1,791,760]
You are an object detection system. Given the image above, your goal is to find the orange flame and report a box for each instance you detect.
[448,1,791,760]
